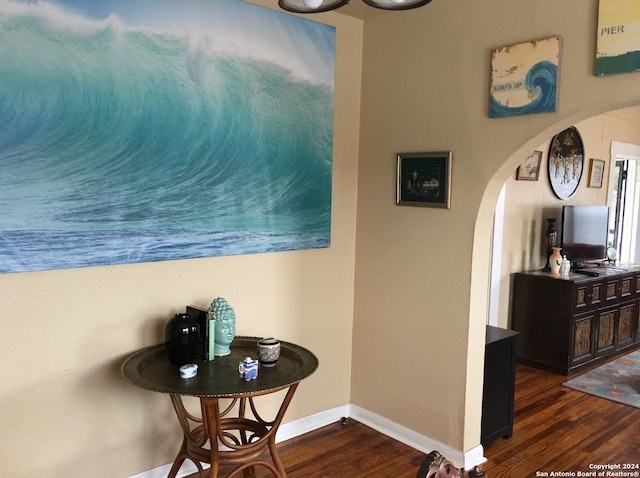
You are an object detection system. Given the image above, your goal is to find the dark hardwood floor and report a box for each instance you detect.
[188,363,640,477]
[192,419,425,478]
[482,363,640,478]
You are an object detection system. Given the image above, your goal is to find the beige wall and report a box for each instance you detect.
[0,7,363,478]
[3,0,640,475]
[497,108,640,330]
[351,0,640,458]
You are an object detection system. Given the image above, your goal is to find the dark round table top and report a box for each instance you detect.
[121,336,319,398]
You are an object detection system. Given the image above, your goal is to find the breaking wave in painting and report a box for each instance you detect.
[0,0,335,273]
[489,61,557,118]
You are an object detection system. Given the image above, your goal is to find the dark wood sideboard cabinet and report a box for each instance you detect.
[511,268,640,376]
[481,325,519,446]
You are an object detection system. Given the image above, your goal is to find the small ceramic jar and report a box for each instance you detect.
[257,337,281,367]
[238,357,258,381]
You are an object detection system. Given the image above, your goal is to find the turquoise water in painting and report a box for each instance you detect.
[0,1,335,273]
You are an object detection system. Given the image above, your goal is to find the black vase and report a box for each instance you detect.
[164,313,200,365]
[542,218,558,272]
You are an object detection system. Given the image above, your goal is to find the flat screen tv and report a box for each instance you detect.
[561,205,609,266]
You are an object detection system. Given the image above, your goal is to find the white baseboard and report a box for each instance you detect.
[275,404,351,442]
[127,404,485,477]
[349,405,486,470]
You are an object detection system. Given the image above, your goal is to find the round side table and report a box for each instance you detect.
[122,336,318,478]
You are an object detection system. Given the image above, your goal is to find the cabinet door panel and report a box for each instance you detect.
[618,303,635,348]
[572,314,594,365]
[596,309,616,355]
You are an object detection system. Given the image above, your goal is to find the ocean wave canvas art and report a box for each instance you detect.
[0,0,336,274]
[489,36,560,118]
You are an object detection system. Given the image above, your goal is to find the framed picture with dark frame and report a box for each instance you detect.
[516,151,542,180]
[396,151,452,208]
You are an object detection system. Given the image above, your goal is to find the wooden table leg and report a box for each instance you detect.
[208,384,299,478]
[167,384,299,478]
[169,394,209,478]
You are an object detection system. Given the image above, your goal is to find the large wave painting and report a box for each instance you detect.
[490,36,560,118]
[0,0,336,274]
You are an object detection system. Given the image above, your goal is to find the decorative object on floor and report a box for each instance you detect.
[209,297,236,357]
[0,1,335,274]
[396,151,452,209]
[164,313,200,365]
[516,151,542,181]
[489,36,560,118]
[596,0,640,76]
[588,158,605,188]
[257,337,281,367]
[563,350,640,408]
[278,0,432,14]
[547,126,584,200]
[542,218,558,272]
[416,450,487,478]
[549,247,562,277]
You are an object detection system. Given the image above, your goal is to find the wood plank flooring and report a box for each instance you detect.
[187,364,640,477]
[189,419,426,478]
[483,364,640,478]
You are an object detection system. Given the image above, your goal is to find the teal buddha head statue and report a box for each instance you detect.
[209,297,236,356]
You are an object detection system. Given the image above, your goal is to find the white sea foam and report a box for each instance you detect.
[0,0,125,35]
[0,0,335,86]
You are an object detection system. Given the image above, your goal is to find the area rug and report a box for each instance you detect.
[563,349,640,408]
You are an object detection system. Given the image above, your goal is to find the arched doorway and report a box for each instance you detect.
[469,100,640,459]
[487,104,640,332]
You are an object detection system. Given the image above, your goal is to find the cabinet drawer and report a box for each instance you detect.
[574,281,604,312]
[620,275,635,299]
[603,274,635,305]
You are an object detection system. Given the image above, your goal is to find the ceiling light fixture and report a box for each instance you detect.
[278,0,433,14]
